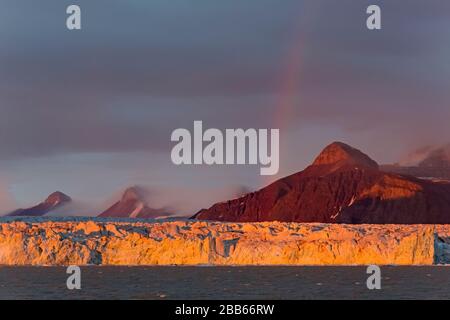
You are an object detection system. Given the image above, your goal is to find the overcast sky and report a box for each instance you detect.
[0,0,449,214]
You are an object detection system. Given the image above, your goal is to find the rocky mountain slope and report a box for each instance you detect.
[0,218,448,265]
[6,192,71,217]
[98,186,172,218]
[193,142,450,224]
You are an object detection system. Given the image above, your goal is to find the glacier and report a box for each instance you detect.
[0,217,449,265]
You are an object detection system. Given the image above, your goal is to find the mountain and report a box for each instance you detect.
[193,142,450,224]
[381,145,450,180]
[311,141,379,170]
[7,191,72,217]
[418,147,450,168]
[98,186,172,218]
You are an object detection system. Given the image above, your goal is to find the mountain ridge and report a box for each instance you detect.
[6,191,72,217]
[98,186,173,218]
[193,141,450,224]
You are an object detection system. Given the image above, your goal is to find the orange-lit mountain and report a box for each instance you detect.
[6,191,71,217]
[193,142,450,224]
[98,186,172,218]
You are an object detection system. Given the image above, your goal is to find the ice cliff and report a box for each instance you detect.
[0,218,448,265]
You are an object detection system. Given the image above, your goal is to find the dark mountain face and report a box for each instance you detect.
[7,191,72,217]
[382,146,450,180]
[381,165,450,181]
[193,142,450,224]
[98,186,172,218]
[418,148,450,168]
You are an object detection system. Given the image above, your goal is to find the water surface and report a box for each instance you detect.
[0,266,448,300]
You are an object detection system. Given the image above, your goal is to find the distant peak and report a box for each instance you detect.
[122,186,148,202]
[312,142,378,169]
[419,147,450,168]
[44,191,71,205]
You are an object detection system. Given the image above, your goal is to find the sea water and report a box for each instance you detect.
[0,266,448,300]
